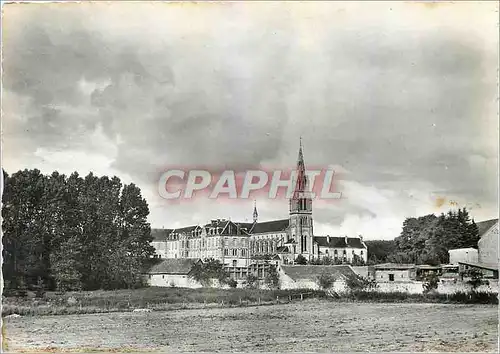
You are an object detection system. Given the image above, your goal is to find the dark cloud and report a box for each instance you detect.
[2,2,497,237]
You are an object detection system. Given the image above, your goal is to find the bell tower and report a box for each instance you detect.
[289,138,314,259]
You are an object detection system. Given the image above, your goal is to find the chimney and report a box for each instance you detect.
[327,235,330,244]
[359,234,363,242]
[344,235,348,245]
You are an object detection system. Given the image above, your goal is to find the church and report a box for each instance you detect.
[151,141,368,279]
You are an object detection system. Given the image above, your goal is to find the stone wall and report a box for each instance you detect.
[375,279,498,294]
[278,270,348,292]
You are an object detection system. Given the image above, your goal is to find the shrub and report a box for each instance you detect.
[189,258,230,287]
[345,275,378,291]
[227,279,238,288]
[317,272,336,290]
[465,268,484,290]
[264,265,280,289]
[422,273,439,294]
[244,274,259,289]
[295,255,307,265]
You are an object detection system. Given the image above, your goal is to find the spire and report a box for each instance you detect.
[298,136,304,168]
[294,137,307,195]
[253,200,258,223]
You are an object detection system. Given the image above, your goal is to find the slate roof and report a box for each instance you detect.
[314,236,365,249]
[237,222,255,231]
[281,265,356,281]
[476,219,498,237]
[172,225,199,234]
[151,228,173,241]
[458,261,499,271]
[146,258,199,275]
[374,263,416,270]
[277,246,290,253]
[251,219,290,234]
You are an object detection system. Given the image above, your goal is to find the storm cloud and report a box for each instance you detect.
[2,2,498,239]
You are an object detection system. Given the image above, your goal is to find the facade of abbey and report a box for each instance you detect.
[151,142,368,279]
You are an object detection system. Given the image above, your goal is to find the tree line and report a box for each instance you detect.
[365,208,479,265]
[2,169,154,292]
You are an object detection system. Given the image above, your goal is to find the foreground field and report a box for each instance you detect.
[3,300,497,352]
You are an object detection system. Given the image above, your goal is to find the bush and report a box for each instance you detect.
[227,279,238,288]
[422,273,439,294]
[265,266,280,289]
[189,258,230,287]
[244,274,259,289]
[317,272,336,290]
[328,290,498,305]
[345,275,378,291]
[464,268,484,290]
[295,255,307,265]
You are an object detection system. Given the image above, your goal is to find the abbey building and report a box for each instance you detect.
[150,141,368,278]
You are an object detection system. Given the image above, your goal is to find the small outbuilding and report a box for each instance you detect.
[144,258,202,288]
[458,261,499,279]
[448,248,479,265]
[373,263,417,282]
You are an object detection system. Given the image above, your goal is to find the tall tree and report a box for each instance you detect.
[389,208,480,265]
[2,169,153,291]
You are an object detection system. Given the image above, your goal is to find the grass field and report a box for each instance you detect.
[3,300,497,352]
[3,286,496,317]
[1,287,326,316]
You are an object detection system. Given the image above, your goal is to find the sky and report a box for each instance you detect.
[2,1,498,240]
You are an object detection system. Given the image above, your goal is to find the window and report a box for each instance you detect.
[361,250,363,255]
[326,250,329,254]
[389,274,395,282]
[224,249,229,256]
[241,249,246,257]
[232,260,237,267]
[232,249,237,256]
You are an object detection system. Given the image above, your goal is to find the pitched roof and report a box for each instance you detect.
[457,261,498,271]
[236,222,255,231]
[277,246,290,253]
[151,228,173,241]
[251,219,289,234]
[281,265,356,281]
[476,219,498,237]
[146,258,199,275]
[314,236,365,249]
[374,263,416,270]
[172,225,199,234]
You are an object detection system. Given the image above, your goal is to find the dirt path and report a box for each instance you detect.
[3,300,498,352]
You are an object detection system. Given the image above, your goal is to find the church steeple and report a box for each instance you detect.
[253,200,258,223]
[289,138,314,259]
[293,136,308,199]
